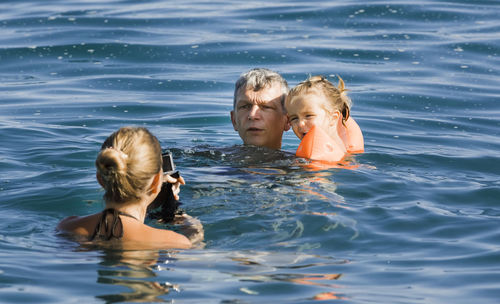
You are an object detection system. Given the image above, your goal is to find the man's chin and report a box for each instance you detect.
[240,132,281,149]
[243,139,281,150]
[243,139,265,147]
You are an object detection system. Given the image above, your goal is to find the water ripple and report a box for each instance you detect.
[1,0,499,303]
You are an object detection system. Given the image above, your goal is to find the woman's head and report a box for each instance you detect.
[95,126,162,204]
[285,75,352,139]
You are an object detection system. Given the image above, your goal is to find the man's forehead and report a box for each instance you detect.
[236,85,282,104]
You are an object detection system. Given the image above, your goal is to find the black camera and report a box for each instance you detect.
[162,151,177,176]
[147,151,183,223]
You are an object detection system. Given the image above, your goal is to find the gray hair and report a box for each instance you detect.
[233,68,289,109]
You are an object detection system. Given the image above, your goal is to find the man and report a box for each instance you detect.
[230,68,290,150]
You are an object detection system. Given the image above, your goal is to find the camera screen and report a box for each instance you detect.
[162,152,176,173]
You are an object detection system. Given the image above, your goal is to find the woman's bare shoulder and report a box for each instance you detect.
[122,219,192,249]
[57,213,99,237]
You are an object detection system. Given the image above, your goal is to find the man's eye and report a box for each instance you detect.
[239,104,251,110]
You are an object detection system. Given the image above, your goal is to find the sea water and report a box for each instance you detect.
[0,0,499,303]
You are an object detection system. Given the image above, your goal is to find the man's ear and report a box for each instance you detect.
[230,110,238,131]
[284,116,291,131]
[96,173,104,187]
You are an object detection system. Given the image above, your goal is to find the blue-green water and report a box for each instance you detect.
[1,0,499,303]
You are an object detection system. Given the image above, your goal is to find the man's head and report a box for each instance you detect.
[230,68,290,150]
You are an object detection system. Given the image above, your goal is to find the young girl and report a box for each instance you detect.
[57,126,195,249]
[285,75,364,162]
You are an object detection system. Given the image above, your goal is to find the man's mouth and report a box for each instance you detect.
[247,127,263,132]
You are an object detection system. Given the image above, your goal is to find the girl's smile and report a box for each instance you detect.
[286,92,336,140]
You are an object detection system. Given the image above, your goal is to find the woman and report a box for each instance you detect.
[57,126,193,249]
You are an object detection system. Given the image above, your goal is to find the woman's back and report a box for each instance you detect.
[58,209,191,249]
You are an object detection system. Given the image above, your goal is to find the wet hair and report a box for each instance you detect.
[95,126,162,204]
[233,68,289,110]
[286,75,352,123]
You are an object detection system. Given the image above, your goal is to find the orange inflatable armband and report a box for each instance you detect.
[296,126,347,162]
[343,117,364,153]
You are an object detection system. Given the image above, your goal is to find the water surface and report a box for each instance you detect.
[1,0,499,303]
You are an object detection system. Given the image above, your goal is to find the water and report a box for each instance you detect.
[1,0,499,303]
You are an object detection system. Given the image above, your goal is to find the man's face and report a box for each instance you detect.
[231,84,289,150]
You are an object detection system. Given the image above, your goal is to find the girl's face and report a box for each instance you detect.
[286,92,338,140]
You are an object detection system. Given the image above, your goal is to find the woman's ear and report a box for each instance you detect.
[149,171,162,194]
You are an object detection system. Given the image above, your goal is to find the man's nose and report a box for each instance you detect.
[248,105,261,120]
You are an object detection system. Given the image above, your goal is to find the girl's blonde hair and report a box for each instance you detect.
[95,126,162,203]
[286,75,352,123]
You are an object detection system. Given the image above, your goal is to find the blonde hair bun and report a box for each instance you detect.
[95,127,162,203]
[96,147,128,178]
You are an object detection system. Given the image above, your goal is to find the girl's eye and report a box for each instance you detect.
[289,117,298,122]
[306,114,316,119]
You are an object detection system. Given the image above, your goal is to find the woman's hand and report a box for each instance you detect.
[163,174,185,200]
[175,213,205,248]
